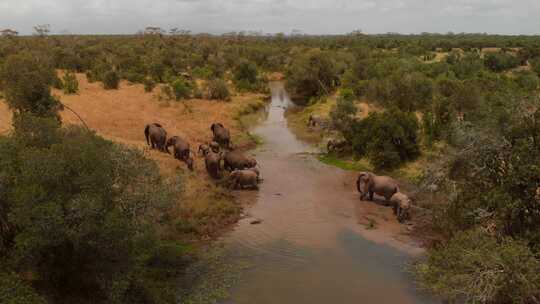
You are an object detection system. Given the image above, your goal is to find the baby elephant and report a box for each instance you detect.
[229,169,260,190]
[390,192,412,223]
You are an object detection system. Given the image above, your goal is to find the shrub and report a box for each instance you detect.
[169,77,192,100]
[350,109,420,169]
[414,229,540,304]
[143,78,156,93]
[330,89,357,133]
[102,70,120,90]
[484,51,520,72]
[234,59,259,91]
[207,78,230,101]
[286,49,338,98]
[62,71,79,94]
[0,52,61,118]
[0,126,182,303]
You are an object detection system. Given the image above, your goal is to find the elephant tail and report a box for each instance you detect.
[144,125,150,146]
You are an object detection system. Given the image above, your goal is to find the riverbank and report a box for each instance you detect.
[284,97,442,249]
[0,73,269,240]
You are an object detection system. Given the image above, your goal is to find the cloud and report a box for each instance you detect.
[0,0,537,35]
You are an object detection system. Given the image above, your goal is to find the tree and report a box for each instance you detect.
[350,109,420,169]
[330,89,357,135]
[0,127,181,303]
[285,49,338,99]
[62,71,79,94]
[0,52,61,118]
[233,59,259,91]
[207,78,230,101]
[103,70,120,90]
[33,24,50,37]
[414,230,540,304]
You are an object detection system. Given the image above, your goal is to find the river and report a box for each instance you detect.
[221,82,435,304]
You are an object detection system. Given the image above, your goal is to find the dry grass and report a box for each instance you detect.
[0,73,268,238]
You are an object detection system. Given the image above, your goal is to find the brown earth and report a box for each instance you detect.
[0,73,268,238]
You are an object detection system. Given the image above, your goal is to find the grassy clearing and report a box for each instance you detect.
[318,154,373,172]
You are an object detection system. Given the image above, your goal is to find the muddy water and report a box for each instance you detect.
[222,82,434,304]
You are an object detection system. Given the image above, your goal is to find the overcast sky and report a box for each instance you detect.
[0,0,539,35]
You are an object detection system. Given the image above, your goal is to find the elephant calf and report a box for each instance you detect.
[390,192,412,223]
[356,171,399,203]
[327,139,348,153]
[205,151,222,179]
[223,151,257,171]
[144,123,168,152]
[229,169,259,190]
[166,136,193,171]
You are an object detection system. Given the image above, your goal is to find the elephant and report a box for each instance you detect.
[327,139,348,153]
[144,123,168,152]
[308,114,323,127]
[229,169,259,190]
[210,141,221,153]
[211,123,231,149]
[223,150,257,171]
[205,151,222,179]
[356,172,399,203]
[198,144,210,156]
[166,136,193,171]
[390,192,412,223]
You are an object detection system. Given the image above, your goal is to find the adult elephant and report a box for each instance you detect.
[204,150,222,179]
[356,172,399,203]
[144,123,168,152]
[223,150,257,172]
[166,136,193,171]
[229,169,259,190]
[211,123,231,149]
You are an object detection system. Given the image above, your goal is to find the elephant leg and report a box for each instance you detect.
[369,191,374,201]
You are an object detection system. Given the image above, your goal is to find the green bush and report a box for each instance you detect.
[330,89,357,133]
[484,51,520,72]
[350,109,420,169]
[286,49,338,98]
[102,70,120,90]
[414,229,540,304]
[207,78,230,101]
[0,125,182,303]
[169,77,192,100]
[62,71,79,94]
[144,78,156,93]
[234,59,259,91]
[0,52,61,118]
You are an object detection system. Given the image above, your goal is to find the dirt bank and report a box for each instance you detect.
[0,73,268,238]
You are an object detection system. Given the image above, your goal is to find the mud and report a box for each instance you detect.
[220,82,435,304]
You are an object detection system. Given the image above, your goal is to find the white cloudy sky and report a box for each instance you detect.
[0,0,538,35]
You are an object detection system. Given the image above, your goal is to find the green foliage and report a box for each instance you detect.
[169,77,192,100]
[207,78,230,101]
[0,124,182,303]
[144,78,156,93]
[0,52,61,118]
[414,229,540,304]
[532,58,540,77]
[330,89,357,133]
[102,70,120,90]
[349,109,420,169]
[62,71,79,94]
[233,59,259,91]
[484,51,520,72]
[0,272,47,304]
[367,72,434,111]
[286,49,338,98]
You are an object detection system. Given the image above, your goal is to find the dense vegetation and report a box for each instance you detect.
[1,31,540,303]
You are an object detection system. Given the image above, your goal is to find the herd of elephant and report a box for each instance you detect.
[356,171,412,223]
[144,122,261,190]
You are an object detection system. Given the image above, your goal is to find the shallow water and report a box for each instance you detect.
[221,82,435,304]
